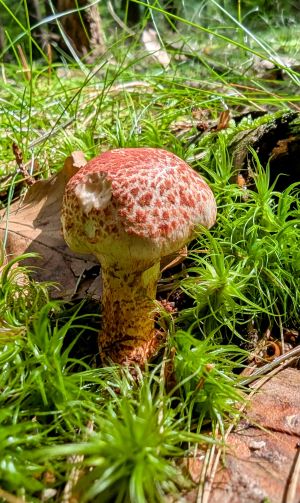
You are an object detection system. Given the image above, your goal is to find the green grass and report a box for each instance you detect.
[0,0,300,501]
[178,153,300,337]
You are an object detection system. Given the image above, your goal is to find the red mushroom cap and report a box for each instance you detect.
[61,148,217,270]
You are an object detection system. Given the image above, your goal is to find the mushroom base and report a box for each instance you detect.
[98,262,162,365]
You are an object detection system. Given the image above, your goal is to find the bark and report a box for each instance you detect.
[183,368,300,503]
[27,0,106,60]
[49,0,106,60]
[228,111,300,191]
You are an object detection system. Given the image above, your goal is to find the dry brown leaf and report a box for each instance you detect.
[142,28,171,68]
[182,368,300,503]
[0,151,99,299]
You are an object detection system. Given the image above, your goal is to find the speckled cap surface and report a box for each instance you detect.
[61,148,217,270]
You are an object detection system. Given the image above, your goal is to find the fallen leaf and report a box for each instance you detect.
[142,28,171,68]
[0,151,99,299]
[182,368,300,503]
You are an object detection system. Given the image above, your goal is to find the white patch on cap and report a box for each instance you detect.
[75,172,112,215]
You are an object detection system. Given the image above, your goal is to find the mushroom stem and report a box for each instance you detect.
[61,147,217,367]
[99,261,161,365]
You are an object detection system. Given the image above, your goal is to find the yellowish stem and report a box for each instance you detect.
[98,262,161,365]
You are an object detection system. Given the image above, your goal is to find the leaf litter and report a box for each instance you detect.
[0,151,100,299]
[1,115,300,502]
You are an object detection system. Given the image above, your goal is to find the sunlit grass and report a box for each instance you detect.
[181,141,300,340]
[0,0,300,501]
[1,0,299,176]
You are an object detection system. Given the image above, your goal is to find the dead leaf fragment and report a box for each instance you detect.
[182,368,300,503]
[12,142,35,186]
[142,28,171,68]
[0,151,99,299]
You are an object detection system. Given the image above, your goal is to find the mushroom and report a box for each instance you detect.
[61,148,217,365]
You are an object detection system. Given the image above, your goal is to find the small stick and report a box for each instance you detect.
[17,44,31,81]
[28,118,74,149]
[197,434,219,503]
[0,488,25,503]
[283,443,300,503]
[12,143,35,186]
[61,454,84,503]
[241,345,300,386]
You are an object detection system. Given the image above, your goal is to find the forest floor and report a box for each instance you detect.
[0,2,300,503]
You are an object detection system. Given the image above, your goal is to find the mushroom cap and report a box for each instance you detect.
[61,148,217,271]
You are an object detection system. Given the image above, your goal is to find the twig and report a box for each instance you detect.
[109,80,153,93]
[240,345,300,386]
[197,433,219,503]
[283,443,300,503]
[28,118,74,149]
[196,392,251,503]
[60,454,84,503]
[12,143,35,186]
[0,488,25,503]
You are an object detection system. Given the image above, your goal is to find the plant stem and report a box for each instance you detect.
[98,261,161,365]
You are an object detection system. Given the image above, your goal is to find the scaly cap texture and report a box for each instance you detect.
[61,148,217,269]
